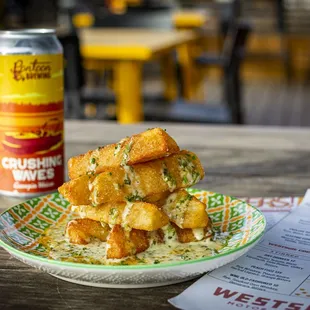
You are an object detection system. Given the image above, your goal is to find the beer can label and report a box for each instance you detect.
[0,54,64,195]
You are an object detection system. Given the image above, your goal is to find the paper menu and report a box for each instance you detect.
[241,196,301,231]
[169,192,310,310]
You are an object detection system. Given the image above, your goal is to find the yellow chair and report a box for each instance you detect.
[172,9,210,100]
[72,13,94,28]
[72,12,110,92]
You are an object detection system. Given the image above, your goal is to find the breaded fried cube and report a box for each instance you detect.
[90,150,204,205]
[68,128,180,179]
[58,175,92,205]
[172,222,213,243]
[71,201,169,231]
[162,190,209,229]
[149,229,165,245]
[144,191,170,205]
[130,229,150,254]
[66,218,110,245]
[106,225,149,259]
[59,151,204,206]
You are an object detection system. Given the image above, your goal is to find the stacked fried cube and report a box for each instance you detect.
[59,128,211,259]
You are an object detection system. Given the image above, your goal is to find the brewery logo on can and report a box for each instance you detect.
[0,30,64,197]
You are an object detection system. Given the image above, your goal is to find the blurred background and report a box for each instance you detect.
[1,0,310,126]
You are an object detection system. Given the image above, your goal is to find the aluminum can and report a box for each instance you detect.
[0,29,64,197]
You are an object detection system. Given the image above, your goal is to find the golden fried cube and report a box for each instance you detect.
[68,128,179,179]
[59,150,204,206]
[173,223,212,243]
[91,150,204,205]
[106,225,149,259]
[58,175,92,206]
[162,190,209,229]
[66,218,110,245]
[71,201,169,231]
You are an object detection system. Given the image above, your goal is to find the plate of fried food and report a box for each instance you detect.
[0,128,266,288]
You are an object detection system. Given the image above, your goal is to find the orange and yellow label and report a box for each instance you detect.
[0,54,64,196]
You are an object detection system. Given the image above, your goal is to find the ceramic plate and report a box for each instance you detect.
[0,189,266,288]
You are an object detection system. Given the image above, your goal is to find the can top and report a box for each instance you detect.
[0,29,56,38]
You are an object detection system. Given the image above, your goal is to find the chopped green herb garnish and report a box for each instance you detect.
[109,208,117,216]
[136,258,146,264]
[90,157,96,164]
[182,176,188,184]
[125,143,132,152]
[125,192,144,202]
[109,207,119,222]
[121,140,133,165]
[154,260,160,264]
[193,171,200,182]
[178,158,189,169]
[124,172,132,185]
[124,178,131,185]
[114,143,122,156]
[108,172,113,176]
[162,163,176,190]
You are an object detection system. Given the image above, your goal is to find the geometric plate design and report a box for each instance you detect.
[0,189,266,288]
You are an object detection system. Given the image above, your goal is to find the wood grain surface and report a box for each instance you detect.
[1,121,310,310]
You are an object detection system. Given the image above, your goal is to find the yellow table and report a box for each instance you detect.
[78,28,200,124]
[172,9,209,30]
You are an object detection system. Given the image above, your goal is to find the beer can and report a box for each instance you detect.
[0,29,64,197]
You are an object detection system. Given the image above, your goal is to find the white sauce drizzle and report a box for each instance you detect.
[71,205,78,212]
[113,143,122,156]
[162,192,192,227]
[71,205,87,218]
[92,189,99,205]
[123,161,145,199]
[113,183,120,190]
[87,149,100,173]
[122,202,133,223]
[122,202,134,231]
[178,156,200,186]
[108,207,119,225]
[121,139,133,166]
[161,163,176,192]
[41,217,230,266]
[192,228,205,241]
[161,223,178,243]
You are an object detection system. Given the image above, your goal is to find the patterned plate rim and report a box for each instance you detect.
[0,190,266,270]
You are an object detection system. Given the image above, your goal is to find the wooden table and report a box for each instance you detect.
[2,121,310,309]
[78,28,200,123]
